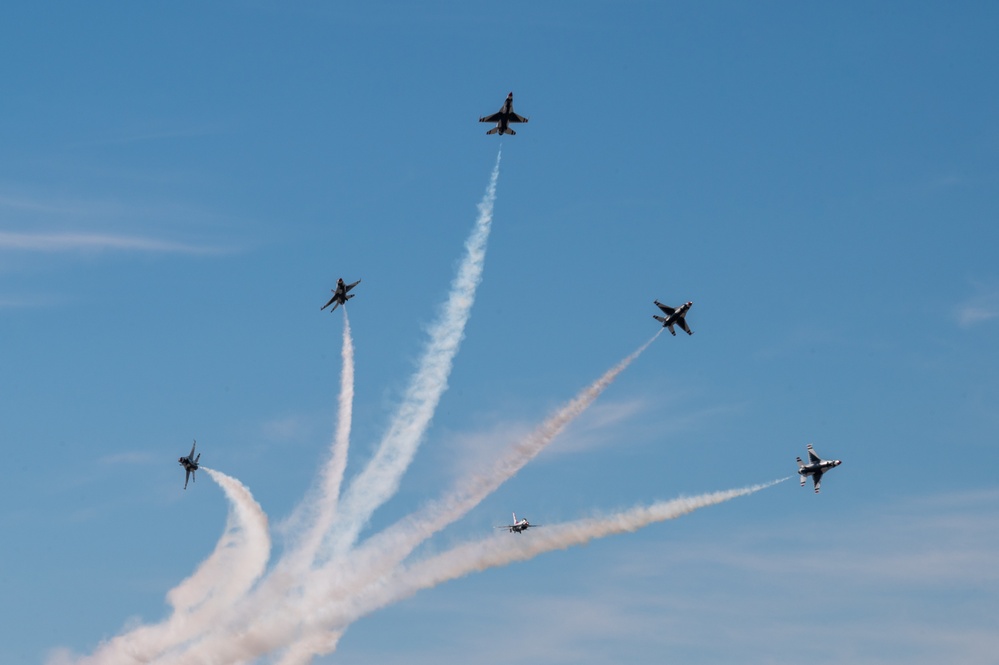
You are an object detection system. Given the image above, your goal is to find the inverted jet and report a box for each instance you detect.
[496,512,539,534]
[653,300,693,336]
[479,92,529,136]
[797,444,841,493]
[179,440,201,490]
[321,278,361,312]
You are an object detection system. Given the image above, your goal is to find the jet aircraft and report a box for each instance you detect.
[652,300,694,336]
[797,444,842,493]
[321,278,361,312]
[179,440,201,490]
[496,512,539,534]
[479,92,529,136]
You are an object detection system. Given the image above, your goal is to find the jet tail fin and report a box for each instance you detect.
[195,453,201,464]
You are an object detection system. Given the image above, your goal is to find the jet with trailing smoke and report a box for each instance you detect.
[479,93,529,136]
[652,300,693,336]
[797,444,841,493]
[496,513,539,534]
[321,278,361,312]
[178,440,201,490]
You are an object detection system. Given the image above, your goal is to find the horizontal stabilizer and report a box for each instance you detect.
[485,127,500,135]
[505,127,516,135]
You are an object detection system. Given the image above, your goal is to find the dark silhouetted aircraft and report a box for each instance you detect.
[496,512,539,534]
[321,278,361,312]
[479,93,529,135]
[179,440,201,490]
[797,444,841,493]
[653,300,693,336]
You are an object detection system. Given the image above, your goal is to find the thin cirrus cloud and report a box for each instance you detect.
[0,231,230,255]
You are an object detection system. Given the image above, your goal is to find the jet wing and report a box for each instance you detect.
[811,470,824,493]
[677,317,692,335]
[508,113,529,123]
[807,444,822,465]
[344,279,361,292]
[479,112,503,123]
[321,297,337,311]
[655,301,675,315]
[189,441,197,458]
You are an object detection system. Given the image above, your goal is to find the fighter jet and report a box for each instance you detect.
[797,444,842,493]
[179,440,201,490]
[496,512,539,534]
[321,278,361,312]
[653,300,694,336]
[479,92,529,136]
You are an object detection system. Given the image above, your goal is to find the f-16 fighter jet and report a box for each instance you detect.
[479,92,529,135]
[653,300,694,336]
[179,440,201,490]
[496,512,539,534]
[321,278,361,312]
[797,444,842,493]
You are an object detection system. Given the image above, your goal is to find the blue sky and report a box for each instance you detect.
[2,2,998,663]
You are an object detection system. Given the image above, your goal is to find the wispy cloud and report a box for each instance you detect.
[955,280,999,327]
[0,231,229,255]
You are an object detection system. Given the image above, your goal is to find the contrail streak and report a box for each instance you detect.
[352,330,664,577]
[330,148,502,555]
[294,480,788,639]
[288,310,356,571]
[78,469,269,665]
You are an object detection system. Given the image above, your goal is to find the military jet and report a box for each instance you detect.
[797,444,842,493]
[653,300,694,336]
[496,512,539,534]
[179,440,201,490]
[321,278,361,312]
[479,92,529,136]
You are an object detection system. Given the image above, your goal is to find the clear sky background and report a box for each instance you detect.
[2,2,998,663]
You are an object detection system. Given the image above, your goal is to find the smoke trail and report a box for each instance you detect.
[352,330,664,576]
[249,331,661,663]
[329,149,502,556]
[291,480,788,641]
[78,469,269,665]
[287,310,356,570]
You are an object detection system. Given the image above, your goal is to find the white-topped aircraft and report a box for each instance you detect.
[797,444,842,493]
[496,512,539,534]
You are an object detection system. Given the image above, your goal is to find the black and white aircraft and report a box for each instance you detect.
[479,93,529,136]
[179,440,201,490]
[496,512,538,534]
[653,300,694,336]
[797,444,841,493]
[321,278,361,312]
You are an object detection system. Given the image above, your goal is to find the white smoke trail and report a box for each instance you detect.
[77,468,269,665]
[139,150,505,665]
[268,331,662,662]
[286,311,356,571]
[292,480,788,639]
[329,149,502,556]
[351,330,664,577]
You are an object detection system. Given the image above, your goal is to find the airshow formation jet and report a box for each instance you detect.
[179,440,201,490]
[479,93,529,136]
[652,300,694,336]
[321,278,361,312]
[797,444,841,493]
[496,513,539,534]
